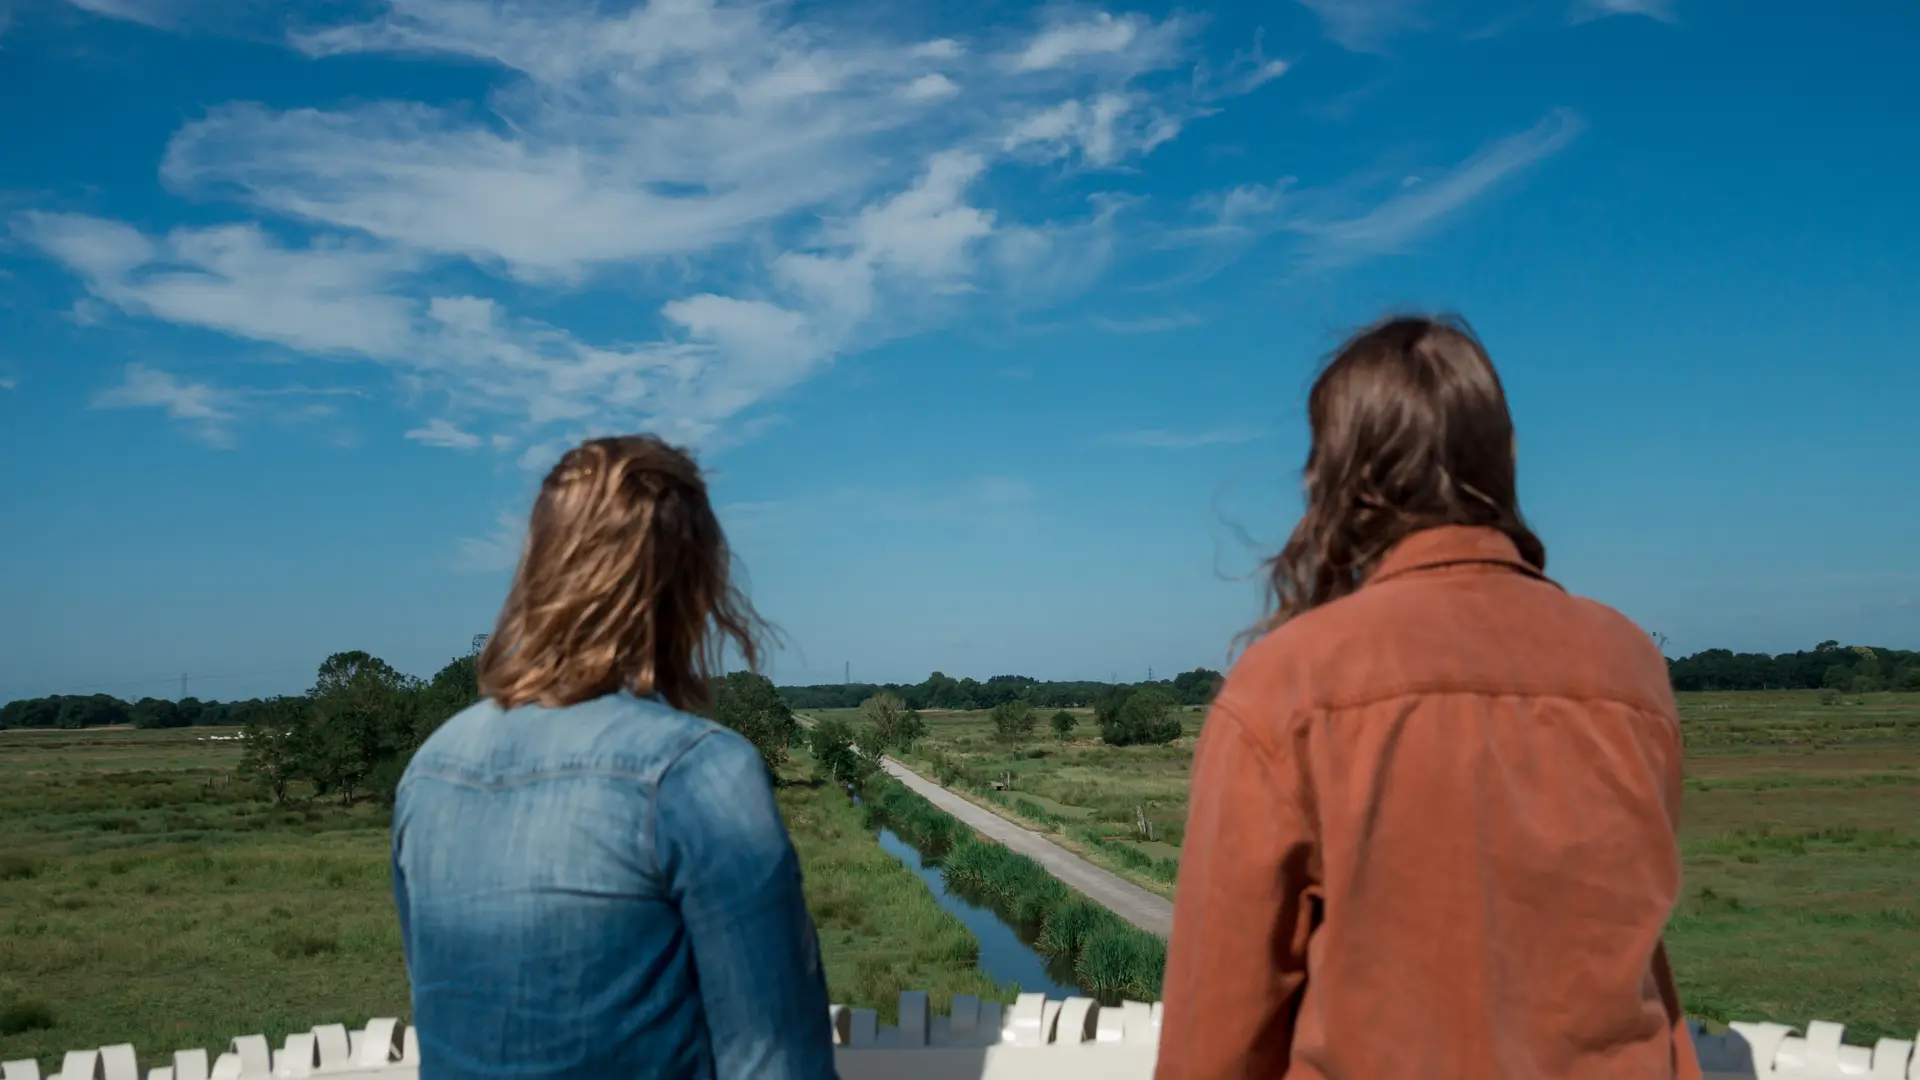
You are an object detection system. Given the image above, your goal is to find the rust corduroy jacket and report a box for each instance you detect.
[1156,526,1701,1080]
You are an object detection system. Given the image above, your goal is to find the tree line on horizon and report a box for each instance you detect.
[778,667,1228,712]
[4,641,1916,735]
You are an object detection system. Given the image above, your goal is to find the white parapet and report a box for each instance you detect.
[2,996,1911,1080]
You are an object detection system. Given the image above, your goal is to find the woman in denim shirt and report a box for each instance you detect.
[392,435,837,1080]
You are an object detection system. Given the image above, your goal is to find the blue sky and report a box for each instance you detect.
[2,0,1916,703]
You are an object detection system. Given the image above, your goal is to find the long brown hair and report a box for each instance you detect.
[478,434,769,713]
[1252,313,1545,636]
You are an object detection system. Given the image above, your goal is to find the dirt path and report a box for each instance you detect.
[878,757,1175,937]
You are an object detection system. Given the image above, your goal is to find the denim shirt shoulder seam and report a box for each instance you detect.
[646,726,724,883]
[401,762,673,791]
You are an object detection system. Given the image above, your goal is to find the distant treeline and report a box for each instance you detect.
[783,641,1920,707]
[0,693,284,732]
[4,642,1915,734]
[1666,641,1919,692]
[778,669,1227,712]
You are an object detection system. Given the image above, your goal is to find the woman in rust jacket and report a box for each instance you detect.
[1157,315,1702,1080]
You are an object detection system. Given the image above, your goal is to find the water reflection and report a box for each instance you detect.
[874,825,1082,999]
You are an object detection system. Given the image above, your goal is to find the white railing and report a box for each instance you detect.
[2,993,1910,1080]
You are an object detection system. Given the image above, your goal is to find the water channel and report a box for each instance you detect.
[872,824,1085,999]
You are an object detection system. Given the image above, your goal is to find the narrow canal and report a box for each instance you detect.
[873,824,1084,1000]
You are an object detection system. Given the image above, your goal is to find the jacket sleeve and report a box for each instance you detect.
[1156,701,1318,1080]
[657,733,839,1080]
[1648,671,1704,1080]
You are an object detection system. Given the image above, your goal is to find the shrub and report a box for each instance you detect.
[1076,928,1166,1000]
[1049,710,1078,740]
[1035,900,1106,956]
[853,723,891,774]
[808,718,871,786]
[709,671,800,774]
[0,855,40,881]
[270,931,340,960]
[1013,798,1063,830]
[990,700,1037,744]
[925,750,964,786]
[859,693,925,751]
[0,1000,56,1037]
[1100,688,1183,747]
[1818,688,1841,706]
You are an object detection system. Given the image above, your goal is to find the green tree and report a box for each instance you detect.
[853,722,891,776]
[808,717,870,786]
[709,671,799,775]
[1100,687,1183,747]
[1094,686,1134,730]
[306,651,419,805]
[129,697,186,729]
[239,695,314,804]
[418,654,481,744]
[59,695,129,729]
[1049,709,1078,740]
[858,692,924,751]
[990,699,1037,743]
[1171,668,1224,706]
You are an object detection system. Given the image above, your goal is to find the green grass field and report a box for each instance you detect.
[0,729,1005,1069]
[848,691,1920,1042]
[6,691,1917,1065]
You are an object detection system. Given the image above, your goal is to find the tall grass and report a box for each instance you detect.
[1074,828,1180,884]
[861,774,1165,1001]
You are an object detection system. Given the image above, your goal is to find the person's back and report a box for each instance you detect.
[1156,316,1701,1080]
[390,434,836,1080]
[395,692,832,1079]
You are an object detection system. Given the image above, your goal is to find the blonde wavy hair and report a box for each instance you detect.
[477,434,769,713]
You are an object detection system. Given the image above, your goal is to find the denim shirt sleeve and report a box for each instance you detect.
[656,732,838,1080]
[390,803,413,975]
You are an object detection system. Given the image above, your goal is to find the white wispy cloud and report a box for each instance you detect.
[1107,427,1265,449]
[1571,0,1677,23]
[1178,179,1292,242]
[63,0,175,27]
[451,510,526,574]
[1198,31,1291,100]
[1010,12,1186,73]
[91,363,239,446]
[28,0,1550,463]
[1287,108,1584,264]
[1295,0,1428,53]
[26,0,1287,456]
[0,376,19,391]
[14,213,418,356]
[81,363,368,444]
[903,73,960,101]
[405,418,482,450]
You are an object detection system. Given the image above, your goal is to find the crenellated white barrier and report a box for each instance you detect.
[2,995,1911,1080]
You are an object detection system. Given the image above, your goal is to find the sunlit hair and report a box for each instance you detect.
[478,434,769,713]
[1249,313,1545,639]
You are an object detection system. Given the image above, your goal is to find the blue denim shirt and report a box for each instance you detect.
[392,691,838,1080]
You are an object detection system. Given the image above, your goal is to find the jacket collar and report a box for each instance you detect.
[1365,525,1558,590]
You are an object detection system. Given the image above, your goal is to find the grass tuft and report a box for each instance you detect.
[0,1002,57,1037]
